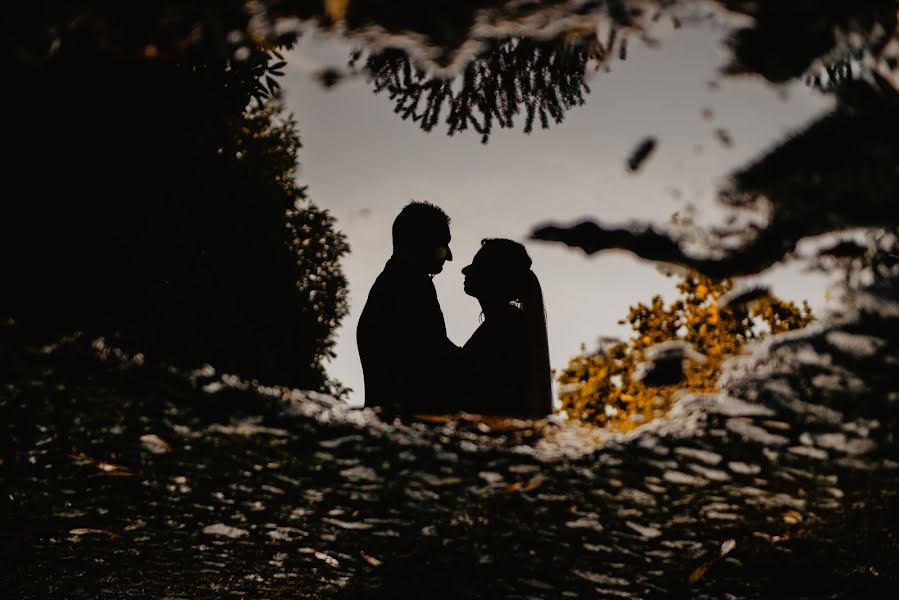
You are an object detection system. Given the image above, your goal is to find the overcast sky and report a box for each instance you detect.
[282,17,836,406]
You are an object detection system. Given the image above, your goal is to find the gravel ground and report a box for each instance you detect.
[3,287,898,599]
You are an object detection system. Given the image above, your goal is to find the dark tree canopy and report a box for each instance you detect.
[353,36,595,144]
[532,77,899,279]
[4,0,898,383]
[337,3,652,142]
[526,1,899,280]
[1,1,348,391]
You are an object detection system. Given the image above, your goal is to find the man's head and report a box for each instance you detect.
[392,201,452,274]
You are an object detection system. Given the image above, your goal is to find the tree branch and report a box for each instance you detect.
[531,220,803,279]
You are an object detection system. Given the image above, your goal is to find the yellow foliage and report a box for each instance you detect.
[558,273,813,431]
[324,0,350,22]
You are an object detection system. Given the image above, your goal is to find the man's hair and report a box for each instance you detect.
[392,201,450,252]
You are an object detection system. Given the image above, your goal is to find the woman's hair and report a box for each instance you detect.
[479,239,552,416]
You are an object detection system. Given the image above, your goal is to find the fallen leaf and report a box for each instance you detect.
[505,481,523,493]
[522,477,543,492]
[688,562,710,585]
[361,552,382,566]
[96,461,133,474]
[412,414,457,423]
[783,510,802,524]
[689,539,735,584]
[70,453,134,475]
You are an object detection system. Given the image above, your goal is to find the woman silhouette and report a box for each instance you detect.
[460,239,552,417]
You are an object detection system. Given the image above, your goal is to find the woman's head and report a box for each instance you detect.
[463,238,553,416]
[462,238,533,304]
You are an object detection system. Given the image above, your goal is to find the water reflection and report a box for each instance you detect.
[5,322,898,596]
[301,1,687,141]
[352,38,593,143]
[5,2,899,597]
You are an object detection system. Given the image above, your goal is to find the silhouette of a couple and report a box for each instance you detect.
[357,201,552,418]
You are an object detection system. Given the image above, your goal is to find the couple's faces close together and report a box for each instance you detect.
[417,226,485,300]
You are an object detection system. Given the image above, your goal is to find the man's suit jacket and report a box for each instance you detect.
[357,257,460,414]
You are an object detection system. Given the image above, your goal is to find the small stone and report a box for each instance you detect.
[625,521,662,538]
[663,471,707,487]
[726,420,790,446]
[203,523,248,538]
[728,461,761,475]
[565,518,604,532]
[339,466,378,482]
[573,570,629,587]
[788,446,828,460]
[674,447,723,465]
[323,518,373,530]
[140,434,171,454]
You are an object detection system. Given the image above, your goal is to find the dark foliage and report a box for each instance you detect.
[338,0,498,65]
[626,136,658,172]
[1,0,894,396]
[292,0,657,142]
[534,60,899,279]
[1,1,348,391]
[720,0,898,83]
[303,0,638,67]
[353,35,595,143]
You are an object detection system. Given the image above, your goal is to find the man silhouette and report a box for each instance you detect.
[357,201,460,415]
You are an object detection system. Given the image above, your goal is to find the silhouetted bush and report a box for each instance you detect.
[1,3,348,391]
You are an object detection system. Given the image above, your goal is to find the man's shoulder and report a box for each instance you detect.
[373,261,434,295]
[361,263,428,314]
